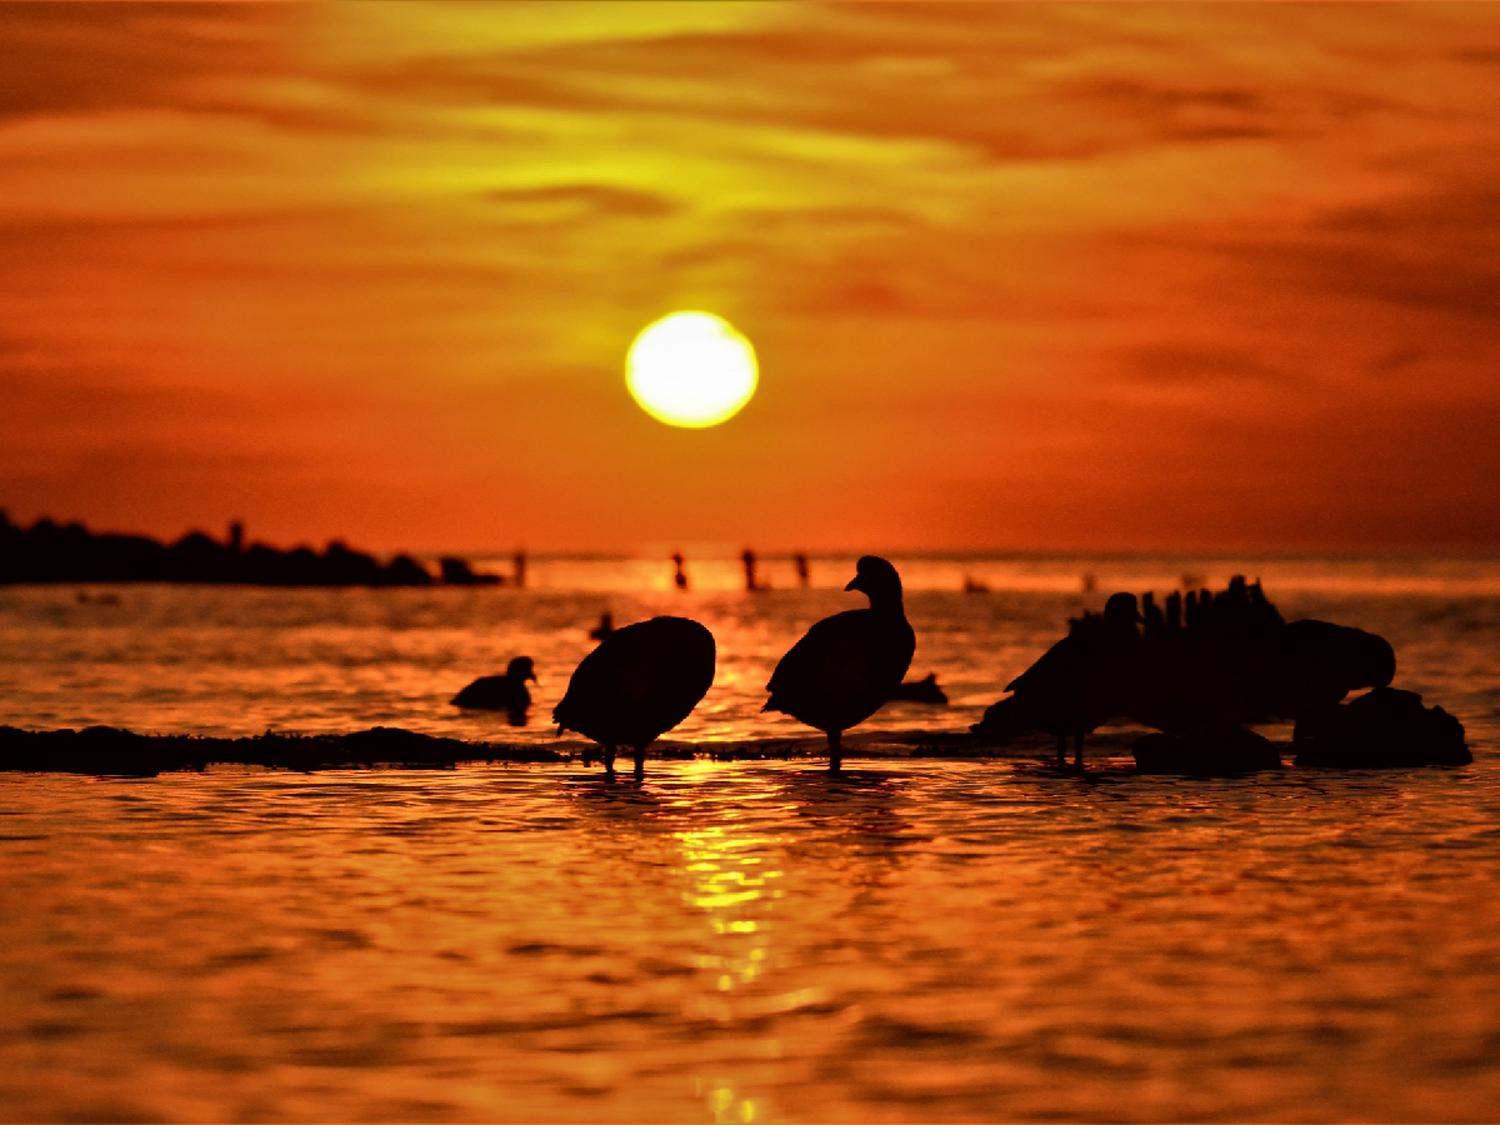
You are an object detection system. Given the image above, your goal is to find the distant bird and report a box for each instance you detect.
[451,656,536,726]
[764,555,915,770]
[995,591,1143,769]
[887,672,948,705]
[554,616,716,779]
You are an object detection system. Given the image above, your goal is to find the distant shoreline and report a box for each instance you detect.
[0,511,516,587]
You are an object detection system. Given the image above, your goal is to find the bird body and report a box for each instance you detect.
[764,555,914,769]
[554,616,715,778]
[1002,592,1142,767]
[1265,619,1395,718]
[451,656,535,724]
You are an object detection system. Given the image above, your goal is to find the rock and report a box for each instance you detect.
[1133,720,1284,776]
[1294,687,1470,768]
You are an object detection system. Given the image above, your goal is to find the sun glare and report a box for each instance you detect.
[626,311,758,428]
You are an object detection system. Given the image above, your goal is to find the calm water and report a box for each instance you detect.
[3,554,1500,1122]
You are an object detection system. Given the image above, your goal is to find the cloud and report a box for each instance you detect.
[484,184,677,221]
[0,5,283,120]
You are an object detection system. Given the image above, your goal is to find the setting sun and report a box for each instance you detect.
[625,311,758,429]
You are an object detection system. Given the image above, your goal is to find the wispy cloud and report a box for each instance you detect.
[2,3,1500,549]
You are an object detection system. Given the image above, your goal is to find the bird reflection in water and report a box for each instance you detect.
[777,768,916,868]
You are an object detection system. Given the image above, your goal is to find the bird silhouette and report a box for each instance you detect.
[764,555,915,771]
[450,656,536,726]
[887,672,948,705]
[553,616,716,779]
[1265,619,1395,718]
[998,591,1143,769]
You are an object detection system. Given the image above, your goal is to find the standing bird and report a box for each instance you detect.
[764,555,915,771]
[1001,592,1143,769]
[554,616,716,779]
[451,656,536,726]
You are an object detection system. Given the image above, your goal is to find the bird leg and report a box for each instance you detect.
[827,729,842,772]
[633,747,646,780]
[1056,735,1068,767]
[603,745,617,778]
[1073,733,1085,771]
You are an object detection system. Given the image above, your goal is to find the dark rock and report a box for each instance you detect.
[439,557,501,585]
[0,724,564,774]
[0,512,440,586]
[1294,687,1470,768]
[1133,721,1284,775]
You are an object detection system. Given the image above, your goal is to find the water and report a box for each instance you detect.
[3,554,1500,1121]
[3,552,1498,744]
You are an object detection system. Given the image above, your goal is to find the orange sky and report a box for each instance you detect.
[2,2,1499,553]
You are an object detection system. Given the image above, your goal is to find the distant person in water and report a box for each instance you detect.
[764,555,915,770]
[451,656,536,727]
[794,553,810,588]
[742,547,766,592]
[589,612,615,641]
[554,617,716,780]
[672,551,689,590]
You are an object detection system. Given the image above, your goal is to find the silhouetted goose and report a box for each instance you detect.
[451,657,535,725]
[1266,619,1396,718]
[764,555,915,770]
[554,616,716,779]
[1003,591,1142,768]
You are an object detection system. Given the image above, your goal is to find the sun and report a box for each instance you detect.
[625,311,758,428]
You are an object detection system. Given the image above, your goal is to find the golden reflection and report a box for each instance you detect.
[672,821,781,989]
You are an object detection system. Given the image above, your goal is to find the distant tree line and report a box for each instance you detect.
[0,511,502,587]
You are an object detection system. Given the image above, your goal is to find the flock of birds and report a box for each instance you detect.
[449,556,1419,780]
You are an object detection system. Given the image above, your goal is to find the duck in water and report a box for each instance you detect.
[450,656,536,726]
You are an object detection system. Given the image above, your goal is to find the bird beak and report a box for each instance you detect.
[528,671,538,683]
[845,575,863,593]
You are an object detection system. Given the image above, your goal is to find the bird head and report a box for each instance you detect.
[1103,592,1143,631]
[845,555,904,605]
[508,656,537,683]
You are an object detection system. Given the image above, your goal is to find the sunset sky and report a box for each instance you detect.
[3,2,1499,554]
